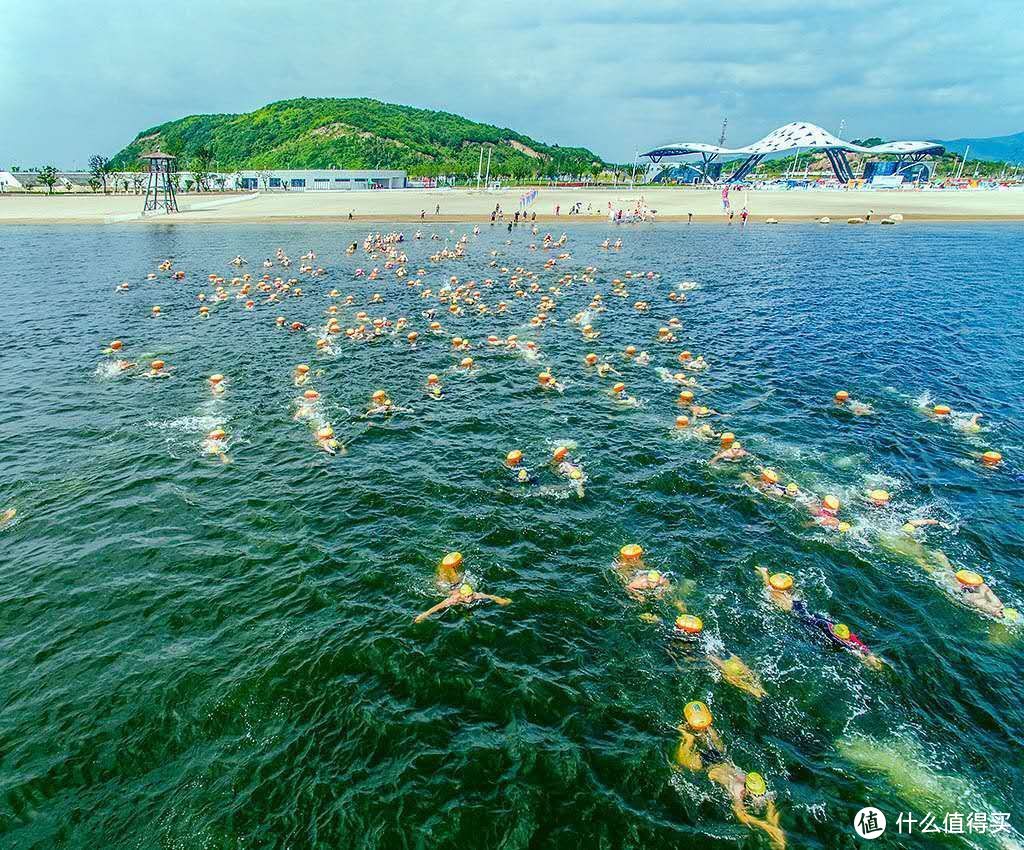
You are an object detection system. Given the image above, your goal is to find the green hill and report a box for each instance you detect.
[108,97,608,178]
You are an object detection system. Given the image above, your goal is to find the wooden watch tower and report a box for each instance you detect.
[140,151,179,214]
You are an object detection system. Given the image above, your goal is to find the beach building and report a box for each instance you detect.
[231,169,407,191]
[643,122,944,185]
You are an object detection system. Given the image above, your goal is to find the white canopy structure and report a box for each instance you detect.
[643,122,944,183]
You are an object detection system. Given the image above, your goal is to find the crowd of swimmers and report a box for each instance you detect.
[80,222,1019,850]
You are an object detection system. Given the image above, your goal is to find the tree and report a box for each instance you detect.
[88,176,101,192]
[37,165,59,194]
[191,145,214,191]
[88,154,111,193]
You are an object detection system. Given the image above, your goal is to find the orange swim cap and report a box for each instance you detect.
[684,701,713,731]
[461,357,474,368]
[427,374,439,385]
[295,364,310,374]
[619,543,643,562]
[150,359,165,371]
[761,469,780,485]
[625,345,637,356]
[678,350,692,361]
[933,404,951,416]
[372,390,388,403]
[955,569,984,587]
[585,353,598,365]
[612,383,625,394]
[208,428,226,441]
[110,340,123,350]
[317,425,334,439]
[834,390,849,403]
[209,374,224,384]
[408,331,419,341]
[823,495,840,512]
[303,390,320,400]
[506,450,523,466]
[553,446,569,462]
[981,451,1002,465]
[769,572,794,591]
[720,432,735,447]
[678,390,694,404]
[675,416,690,428]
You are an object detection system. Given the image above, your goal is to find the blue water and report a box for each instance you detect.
[0,221,1022,849]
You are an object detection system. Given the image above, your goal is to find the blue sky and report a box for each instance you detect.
[1,0,1021,168]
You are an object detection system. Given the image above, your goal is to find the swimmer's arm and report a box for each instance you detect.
[477,593,511,606]
[414,597,457,623]
[673,730,702,771]
[908,518,939,528]
[754,567,771,588]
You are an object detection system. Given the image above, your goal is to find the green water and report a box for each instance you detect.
[1,221,1022,849]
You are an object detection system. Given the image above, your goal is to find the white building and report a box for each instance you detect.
[232,169,406,191]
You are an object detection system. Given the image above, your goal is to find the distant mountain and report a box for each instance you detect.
[108,97,609,176]
[934,131,1024,163]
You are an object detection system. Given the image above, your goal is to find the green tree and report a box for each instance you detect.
[37,165,59,194]
[88,154,111,193]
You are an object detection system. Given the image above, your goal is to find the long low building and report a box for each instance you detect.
[233,169,407,191]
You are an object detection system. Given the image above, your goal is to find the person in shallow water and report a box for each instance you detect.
[674,701,786,849]
[756,568,885,669]
[413,582,512,623]
[668,614,766,699]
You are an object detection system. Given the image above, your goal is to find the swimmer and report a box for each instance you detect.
[294,364,311,386]
[425,374,443,399]
[315,424,340,455]
[413,582,511,623]
[550,446,585,497]
[626,569,671,601]
[942,569,1008,620]
[668,614,766,699]
[833,390,873,415]
[505,450,536,484]
[437,551,465,587]
[201,427,232,464]
[707,764,787,850]
[958,413,984,433]
[293,389,321,421]
[755,568,885,669]
[1,508,16,528]
[208,373,226,395]
[610,383,639,407]
[364,389,409,417]
[709,441,748,464]
[144,359,170,379]
[806,494,849,532]
[741,468,786,498]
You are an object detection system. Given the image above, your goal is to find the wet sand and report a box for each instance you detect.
[2,186,1024,224]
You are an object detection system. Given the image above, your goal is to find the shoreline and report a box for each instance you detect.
[3,186,1024,225]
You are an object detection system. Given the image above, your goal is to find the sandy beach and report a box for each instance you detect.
[2,185,1024,224]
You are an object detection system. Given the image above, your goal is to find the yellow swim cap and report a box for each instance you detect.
[569,468,582,480]
[902,522,917,535]
[745,772,767,796]
[831,623,851,641]
[761,469,779,485]
[1004,608,1019,622]
[675,614,704,634]
[442,552,463,570]
[647,570,662,584]
[459,583,474,597]
[769,572,793,591]
[720,432,735,447]
[823,495,840,512]
[317,425,334,439]
[684,700,713,730]
[868,489,890,505]
[620,544,643,562]
[372,390,387,403]
[678,390,694,403]
[517,469,529,482]
[786,482,799,495]
[838,522,852,533]
[955,569,984,588]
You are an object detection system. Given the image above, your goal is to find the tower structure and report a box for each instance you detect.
[140,152,178,214]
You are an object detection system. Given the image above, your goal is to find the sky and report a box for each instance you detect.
[1,0,1022,168]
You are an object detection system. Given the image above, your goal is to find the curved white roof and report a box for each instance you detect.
[643,122,943,159]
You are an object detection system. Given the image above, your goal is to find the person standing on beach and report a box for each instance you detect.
[688,212,693,224]
[741,207,749,226]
